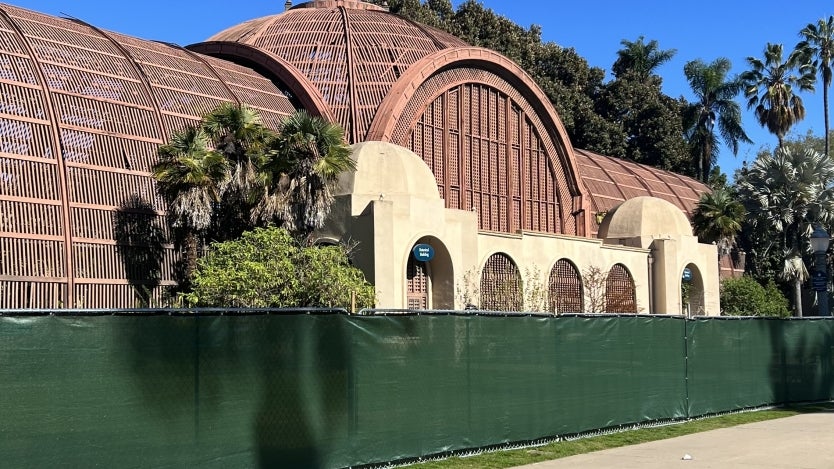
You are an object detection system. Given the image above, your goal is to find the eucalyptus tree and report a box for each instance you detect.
[736,146,834,316]
[683,58,751,182]
[741,43,816,148]
[692,187,746,256]
[153,126,228,283]
[798,15,834,157]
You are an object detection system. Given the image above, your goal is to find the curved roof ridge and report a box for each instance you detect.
[339,5,360,143]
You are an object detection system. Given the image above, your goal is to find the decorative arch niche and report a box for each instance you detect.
[605,263,637,313]
[549,259,583,314]
[480,253,522,311]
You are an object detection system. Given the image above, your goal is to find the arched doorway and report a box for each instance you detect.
[405,237,454,310]
[681,263,705,317]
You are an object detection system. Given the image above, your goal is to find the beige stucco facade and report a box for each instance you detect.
[318,142,719,315]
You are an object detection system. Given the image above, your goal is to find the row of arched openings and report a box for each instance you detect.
[479,253,637,314]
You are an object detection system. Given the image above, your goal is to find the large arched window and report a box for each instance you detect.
[549,259,582,314]
[605,264,637,313]
[480,253,521,311]
[405,79,565,235]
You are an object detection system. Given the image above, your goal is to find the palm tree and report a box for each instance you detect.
[692,187,745,256]
[201,102,274,194]
[201,103,276,238]
[612,36,676,82]
[255,111,355,240]
[153,126,228,284]
[741,43,816,148]
[736,146,834,316]
[683,58,752,182]
[798,16,834,157]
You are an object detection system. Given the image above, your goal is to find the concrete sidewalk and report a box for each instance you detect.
[513,412,834,469]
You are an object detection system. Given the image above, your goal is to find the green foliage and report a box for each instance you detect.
[798,15,834,157]
[741,43,816,147]
[185,227,375,308]
[611,36,676,82]
[154,104,355,289]
[692,187,745,255]
[720,276,790,317]
[682,58,751,181]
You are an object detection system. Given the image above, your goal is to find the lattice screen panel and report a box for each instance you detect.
[0,237,64,278]
[480,253,522,311]
[605,263,637,314]
[0,280,66,308]
[399,72,569,235]
[0,3,295,308]
[206,3,466,142]
[549,259,582,314]
[406,255,428,310]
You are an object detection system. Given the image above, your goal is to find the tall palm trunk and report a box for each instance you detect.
[794,277,803,317]
[822,82,831,156]
[183,230,199,289]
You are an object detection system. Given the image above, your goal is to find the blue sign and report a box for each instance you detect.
[412,244,435,262]
[682,268,692,282]
[812,270,827,292]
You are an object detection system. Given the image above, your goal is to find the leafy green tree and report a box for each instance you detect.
[611,36,676,83]
[255,111,355,240]
[741,43,816,148]
[153,126,228,283]
[720,276,790,317]
[735,146,834,316]
[692,187,745,256]
[798,15,834,157]
[186,227,375,308]
[683,58,751,181]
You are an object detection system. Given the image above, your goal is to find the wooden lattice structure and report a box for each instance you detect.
[0,3,293,308]
[406,256,428,309]
[1,1,712,309]
[549,259,582,314]
[605,263,637,314]
[480,253,521,311]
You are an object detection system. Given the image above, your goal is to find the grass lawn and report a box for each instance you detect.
[408,403,833,468]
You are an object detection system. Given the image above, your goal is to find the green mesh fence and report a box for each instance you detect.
[0,312,831,468]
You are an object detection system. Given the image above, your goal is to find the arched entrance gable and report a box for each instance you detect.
[366,47,588,236]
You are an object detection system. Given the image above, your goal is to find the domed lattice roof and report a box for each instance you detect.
[201,0,467,142]
[574,148,709,236]
[0,2,295,308]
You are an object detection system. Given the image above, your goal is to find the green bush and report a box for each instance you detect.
[720,276,790,317]
[185,227,375,308]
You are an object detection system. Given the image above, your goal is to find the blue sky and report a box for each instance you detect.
[9,0,832,178]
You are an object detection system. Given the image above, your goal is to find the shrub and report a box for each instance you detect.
[720,276,790,317]
[185,227,375,308]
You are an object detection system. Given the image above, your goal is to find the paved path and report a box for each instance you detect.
[513,412,834,469]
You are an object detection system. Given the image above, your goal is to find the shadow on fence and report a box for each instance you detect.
[0,309,831,468]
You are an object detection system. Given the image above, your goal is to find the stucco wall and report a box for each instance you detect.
[319,142,719,315]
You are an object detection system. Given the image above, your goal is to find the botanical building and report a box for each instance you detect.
[0,1,719,313]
